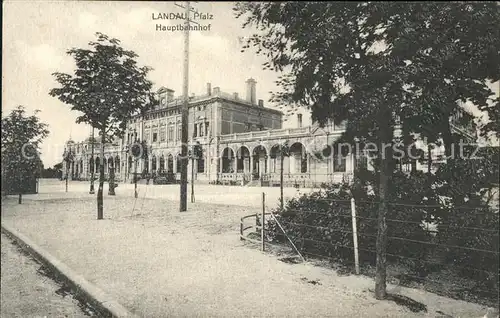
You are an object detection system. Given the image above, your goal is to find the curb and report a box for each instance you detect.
[1,224,139,318]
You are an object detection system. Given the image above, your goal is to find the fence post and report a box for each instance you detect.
[262,192,265,252]
[351,197,360,275]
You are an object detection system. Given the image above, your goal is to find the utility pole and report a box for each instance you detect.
[179,1,190,212]
[191,104,196,203]
[89,127,95,194]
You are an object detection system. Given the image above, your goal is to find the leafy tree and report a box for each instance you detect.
[53,162,63,179]
[234,2,500,299]
[50,32,156,219]
[1,106,49,202]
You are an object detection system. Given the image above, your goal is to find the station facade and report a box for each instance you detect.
[62,78,475,187]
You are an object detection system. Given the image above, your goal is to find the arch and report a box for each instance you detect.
[219,146,235,158]
[176,153,182,173]
[159,155,165,173]
[95,157,100,171]
[289,142,307,155]
[289,142,308,173]
[128,156,133,172]
[252,145,268,175]
[236,146,250,173]
[252,145,267,157]
[115,155,120,173]
[167,153,174,173]
[236,145,250,159]
[221,147,235,173]
[89,158,94,174]
[151,154,157,173]
[269,144,282,159]
[269,144,286,174]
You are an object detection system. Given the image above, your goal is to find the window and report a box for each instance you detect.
[177,125,181,140]
[199,123,204,137]
[205,122,210,136]
[333,155,346,172]
[153,132,158,142]
[168,126,174,141]
[144,131,150,143]
[160,127,166,142]
[297,114,303,128]
[194,124,198,137]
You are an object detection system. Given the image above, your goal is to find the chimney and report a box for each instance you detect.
[213,87,220,95]
[207,83,211,96]
[258,99,263,107]
[246,78,257,105]
[166,89,174,102]
[233,93,239,100]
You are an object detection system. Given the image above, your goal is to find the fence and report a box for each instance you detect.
[240,193,499,306]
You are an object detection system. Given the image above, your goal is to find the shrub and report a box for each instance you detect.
[266,171,435,269]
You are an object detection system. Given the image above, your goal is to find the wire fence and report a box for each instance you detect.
[242,194,499,306]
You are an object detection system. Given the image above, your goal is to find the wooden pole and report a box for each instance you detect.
[262,192,265,251]
[351,197,360,275]
[179,1,190,212]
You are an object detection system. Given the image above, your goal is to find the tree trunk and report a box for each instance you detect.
[97,132,105,220]
[442,117,454,159]
[280,153,285,210]
[65,166,69,192]
[18,170,22,204]
[427,144,432,174]
[108,164,115,195]
[375,115,394,300]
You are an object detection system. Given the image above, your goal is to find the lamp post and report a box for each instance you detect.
[89,127,95,194]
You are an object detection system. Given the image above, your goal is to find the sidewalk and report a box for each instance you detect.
[1,192,491,318]
[34,179,314,209]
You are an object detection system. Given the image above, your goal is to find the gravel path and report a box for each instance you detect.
[1,182,492,317]
[1,233,92,318]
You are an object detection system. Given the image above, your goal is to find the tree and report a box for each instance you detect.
[234,2,500,299]
[54,162,63,179]
[1,106,49,203]
[50,32,156,220]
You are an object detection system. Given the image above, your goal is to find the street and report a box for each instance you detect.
[1,234,93,318]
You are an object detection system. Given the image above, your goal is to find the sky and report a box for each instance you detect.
[2,1,282,167]
[3,1,499,167]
